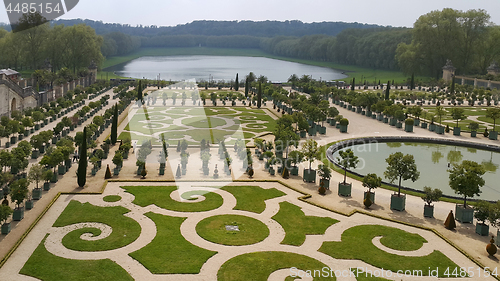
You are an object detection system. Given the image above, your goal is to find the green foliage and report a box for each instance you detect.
[486,107,500,131]
[450,107,466,127]
[0,204,13,224]
[337,148,359,184]
[422,186,443,206]
[384,152,419,196]
[9,178,29,208]
[301,139,319,170]
[77,127,87,187]
[448,160,485,207]
[317,164,332,180]
[362,173,382,192]
[111,105,118,144]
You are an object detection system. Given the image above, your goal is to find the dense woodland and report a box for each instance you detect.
[1,8,500,80]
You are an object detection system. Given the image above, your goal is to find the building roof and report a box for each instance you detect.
[0,68,19,76]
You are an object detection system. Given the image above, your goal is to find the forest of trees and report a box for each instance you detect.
[0,13,103,73]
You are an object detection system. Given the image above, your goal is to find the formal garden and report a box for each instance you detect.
[9,181,485,281]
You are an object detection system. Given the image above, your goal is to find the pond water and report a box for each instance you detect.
[331,142,500,200]
[110,55,347,82]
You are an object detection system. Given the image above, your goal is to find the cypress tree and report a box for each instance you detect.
[257,82,262,108]
[137,80,143,102]
[450,79,455,95]
[351,78,355,91]
[234,73,239,91]
[410,73,415,90]
[244,77,249,98]
[111,105,118,145]
[385,81,390,100]
[77,127,87,188]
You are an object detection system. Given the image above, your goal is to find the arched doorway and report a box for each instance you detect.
[11,98,16,113]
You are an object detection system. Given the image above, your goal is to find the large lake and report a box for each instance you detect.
[110,55,347,82]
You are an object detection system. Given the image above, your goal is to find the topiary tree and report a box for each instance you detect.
[486,108,500,132]
[422,186,443,207]
[337,149,359,184]
[384,152,419,197]
[111,105,118,145]
[105,164,112,179]
[77,127,87,188]
[301,139,319,170]
[10,179,28,209]
[28,164,44,190]
[257,82,262,108]
[450,107,466,128]
[362,173,381,194]
[449,160,485,208]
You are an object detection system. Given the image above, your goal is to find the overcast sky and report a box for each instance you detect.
[2,0,500,28]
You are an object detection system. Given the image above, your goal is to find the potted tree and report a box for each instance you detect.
[10,179,28,221]
[469,122,479,138]
[317,164,332,190]
[112,151,123,176]
[43,169,53,191]
[201,150,211,176]
[449,160,485,223]
[486,108,500,140]
[301,139,319,183]
[337,149,359,197]
[339,118,349,133]
[28,164,44,200]
[287,150,304,176]
[435,106,446,134]
[395,110,405,129]
[474,201,492,236]
[0,205,13,234]
[422,186,443,218]
[384,152,419,211]
[362,173,381,208]
[450,107,466,136]
[404,118,414,133]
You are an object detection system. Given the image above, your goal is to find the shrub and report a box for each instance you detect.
[484,128,489,137]
[405,118,414,126]
[339,118,349,126]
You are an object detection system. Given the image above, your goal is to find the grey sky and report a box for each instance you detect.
[2,0,500,28]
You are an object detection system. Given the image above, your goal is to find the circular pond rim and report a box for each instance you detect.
[326,136,500,202]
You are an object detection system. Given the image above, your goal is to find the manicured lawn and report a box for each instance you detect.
[221,186,285,213]
[196,214,269,246]
[129,212,217,274]
[20,237,133,281]
[53,201,141,251]
[119,106,274,145]
[218,251,336,281]
[103,195,122,202]
[123,186,224,212]
[272,202,338,246]
[352,270,391,281]
[319,225,461,277]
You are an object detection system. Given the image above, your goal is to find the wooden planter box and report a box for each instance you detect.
[364,191,375,203]
[471,131,477,137]
[453,127,461,136]
[1,223,11,235]
[13,207,24,221]
[377,114,383,121]
[50,173,58,183]
[455,204,474,223]
[32,188,42,200]
[421,122,428,129]
[436,126,445,134]
[26,200,34,210]
[396,122,402,129]
[339,125,348,133]
[319,126,326,135]
[476,223,489,236]
[58,165,66,175]
[489,131,498,140]
[300,131,307,138]
[43,182,50,191]
[404,124,413,132]
[308,127,316,136]
[338,182,352,197]
[319,179,330,190]
[424,205,434,218]
[290,166,299,176]
[389,118,397,126]
[302,169,316,183]
[390,194,406,211]
[429,124,436,131]
[414,119,420,126]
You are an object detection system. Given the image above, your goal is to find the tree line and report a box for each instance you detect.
[0,13,103,73]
